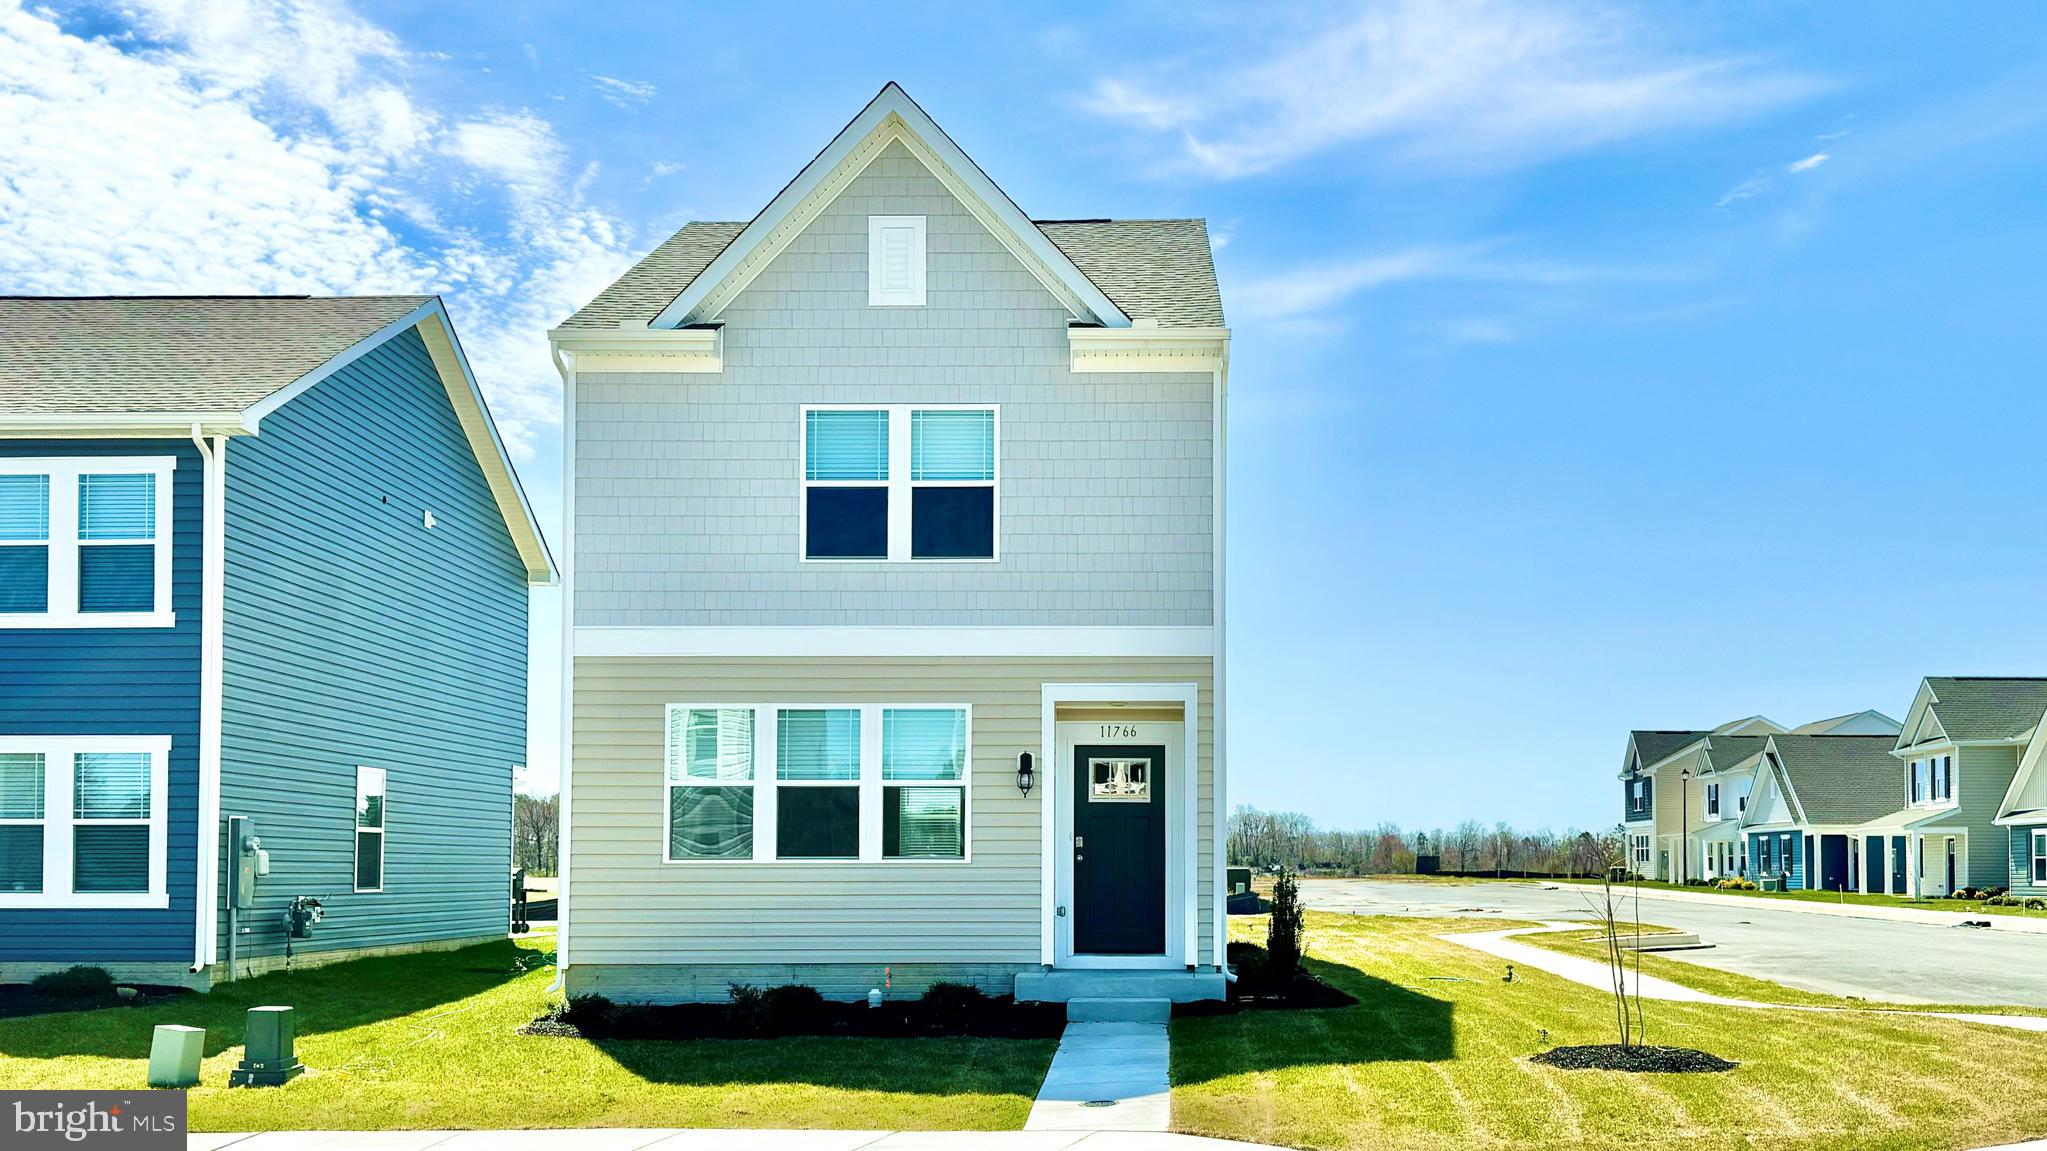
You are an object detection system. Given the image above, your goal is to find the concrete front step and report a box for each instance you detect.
[1067,997,1171,1022]
[1015,967,1226,1004]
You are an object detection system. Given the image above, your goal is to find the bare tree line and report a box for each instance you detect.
[1228,805,1615,878]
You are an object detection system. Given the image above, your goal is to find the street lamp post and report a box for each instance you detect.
[1680,767,1691,883]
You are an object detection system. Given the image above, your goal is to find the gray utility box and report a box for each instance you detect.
[229,1006,304,1087]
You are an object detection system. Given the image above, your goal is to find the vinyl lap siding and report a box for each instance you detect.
[218,328,527,964]
[573,139,1214,628]
[568,655,1216,981]
[0,440,201,965]
[1956,745,2019,884]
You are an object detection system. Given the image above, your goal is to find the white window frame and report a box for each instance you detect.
[799,404,1000,564]
[867,215,927,306]
[0,735,169,908]
[0,457,176,629]
[2032,830,2047,886]
[1705,782,1721,820]
[353,765,387,894]
[661,702,972,865]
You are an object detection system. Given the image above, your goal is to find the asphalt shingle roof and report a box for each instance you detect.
[1702,735,1769,773]
[0,295,431,415]
[1922,677,2047,743]
[555,218,1224,331]
[1769,735,1904,824]
[1629,731,1710,770]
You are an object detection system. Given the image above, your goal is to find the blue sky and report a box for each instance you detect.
[7,2,2047,833]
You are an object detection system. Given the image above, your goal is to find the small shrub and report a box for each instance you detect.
[2027,897,2047,912]
[1228,940,1270,988]
[919,981,989,1021]
[1682,878,1712,887]
[761,984,826,1035]
[1714,877,1756,891]
[725,983,770,1034]
[559,993,618,1038]
[30,966,115,1000]
[1266,868,1305,982]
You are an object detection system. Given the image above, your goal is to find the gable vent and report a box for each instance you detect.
[868,215,926,306]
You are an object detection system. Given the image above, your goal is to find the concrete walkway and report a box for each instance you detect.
[189,1133,1272,1150]
[1025,1020,1172,1132]
[1443,923,2047,1033]
[1540,882,2047,935]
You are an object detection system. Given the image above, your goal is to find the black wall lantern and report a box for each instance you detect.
[1016,751,1036,796]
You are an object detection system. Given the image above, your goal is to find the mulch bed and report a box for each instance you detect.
[1531,1044,1738,1073]
[521,996,1066,1041]
[0,983,192,1021]
[1174,971,1358,1017]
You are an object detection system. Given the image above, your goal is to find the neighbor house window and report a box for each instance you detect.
[1910,760,1925,803]
[2033,830,2047,885]
[1705,783,1720,818]
[0,458,174,628]
[354,766,387,892]
[1935,756,1953,802]
[665,708,755,860]
[802,406,996,561]
[868,215,926,306]
[0,736,167,908]
[664,704,970,863]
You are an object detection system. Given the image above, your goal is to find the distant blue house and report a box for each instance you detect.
[0,296,554,985]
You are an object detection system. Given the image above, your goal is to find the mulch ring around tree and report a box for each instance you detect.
[1531,1044,1738,1073]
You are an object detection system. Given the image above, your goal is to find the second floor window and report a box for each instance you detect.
[0,458,174,628]
[802,406,997,561]
[1705,783,1720,817]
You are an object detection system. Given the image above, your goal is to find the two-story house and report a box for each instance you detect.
[1868,677,2047,898]
[549,85,1229,1003]
[1739,734,1902,892]
[1620,720,1777,881]
[0,296,553,985]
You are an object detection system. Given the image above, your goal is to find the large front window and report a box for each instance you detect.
[664,703,970,862]
[0,458,174,628]
[2033,830,2046,885]
[0,737,167,907]
[802,406,997,561]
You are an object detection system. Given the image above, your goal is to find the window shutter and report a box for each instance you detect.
[805,410,890,481]
[911,410,995,481]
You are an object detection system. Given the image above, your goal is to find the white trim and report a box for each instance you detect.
[1210,351,1227,972]
[191,432,226,970]
[242,302,439,428]
[555,350,577,978]
[1069,326,1230,374]
[352,765,387,894]
[574,625,1214,659]
[1040,682,1200,970]
[659,703,974,866]
[0,415,250,437]
[799,403,1000,563]
[867,215,927,306]
[0,455,177,630]
[650,84,1129,330]
[0,735,171,909]
[543,326,723,374]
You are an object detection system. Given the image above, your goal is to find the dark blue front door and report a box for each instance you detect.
[1074,745,1166,955]
[1865,835,1884,893]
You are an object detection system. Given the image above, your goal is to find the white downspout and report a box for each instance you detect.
[189,427,227,974]
[1211,337,1230,977]
[545,346,574,996]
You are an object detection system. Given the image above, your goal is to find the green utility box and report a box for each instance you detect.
[147,1024,204,1088]
[228,1005,304,1086]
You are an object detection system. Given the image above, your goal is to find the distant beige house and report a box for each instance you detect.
[549,85,1229,1003]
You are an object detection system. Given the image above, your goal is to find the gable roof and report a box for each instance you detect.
[1701,735,1769,774]
[1909,677,2047,745]
[1625,730,1710,775]
[1764,734,1905,825]
[0,296,431,415]
[0,295,555,584]
[1791,709,1903,736]
[556,84,1223,335]
[1712,715,1786,735]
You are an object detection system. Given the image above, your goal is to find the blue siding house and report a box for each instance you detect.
[0,296,554,985]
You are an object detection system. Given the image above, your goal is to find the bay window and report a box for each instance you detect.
[0,457,175,628]
[664,703,970,862]
[802,405,996,561]
[0,736,167,907]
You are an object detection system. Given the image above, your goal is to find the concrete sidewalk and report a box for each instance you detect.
[188,1133,1277,1150]
[1025,1020,1171,1132]
[1538,881,2047,935]
[1443,923,2047,1033]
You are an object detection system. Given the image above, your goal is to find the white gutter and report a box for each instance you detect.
[1,415,248,438]
[189,427,227,973]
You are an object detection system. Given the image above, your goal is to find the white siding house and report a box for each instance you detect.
[551,85,1229,1002]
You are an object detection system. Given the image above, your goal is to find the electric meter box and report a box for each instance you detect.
[230,816,266,909]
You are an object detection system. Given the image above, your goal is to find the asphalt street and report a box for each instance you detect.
[1300,877,2047,1007]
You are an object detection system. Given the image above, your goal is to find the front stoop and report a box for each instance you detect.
[1067,997,1171,1023]
[1015,968,1226,1003]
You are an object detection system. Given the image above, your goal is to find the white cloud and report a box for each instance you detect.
[1716,171,1772,209]
[1081,0,1826,178]
[0,0,638,459]
[1232,242,1646,321]
[1786,151,1828,173]
[591,74,655,107]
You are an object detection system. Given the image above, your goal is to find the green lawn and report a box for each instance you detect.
[1173,912,2047,1151]
[1548,876,2047,918]
[0,934,1053,1132]
[1512,924,2047,1017]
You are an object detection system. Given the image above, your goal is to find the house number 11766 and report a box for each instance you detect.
[1099,724,1138,738]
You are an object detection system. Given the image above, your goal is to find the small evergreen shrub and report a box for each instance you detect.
[919,981,989,1020]
[1266,868,1305,982]
[1227,940,1270,988]
[559,993,618,1038]
[725,983,770,1034]
[30,966,115,1000]
[761,984,826,1035]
